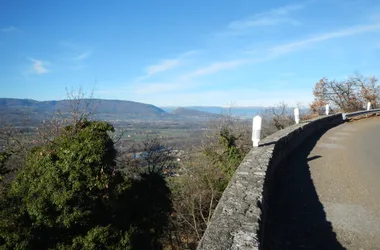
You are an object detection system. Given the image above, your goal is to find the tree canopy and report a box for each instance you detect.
[0,120,172,249]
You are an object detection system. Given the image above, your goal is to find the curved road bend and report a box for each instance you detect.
[265,117,380,250]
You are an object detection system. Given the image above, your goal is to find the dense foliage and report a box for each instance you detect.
[0,120,172,249]
[0,151,12,182]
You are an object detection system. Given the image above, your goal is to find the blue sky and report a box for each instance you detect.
[1,0,380,107]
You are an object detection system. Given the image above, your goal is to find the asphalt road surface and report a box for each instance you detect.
[265,117,380,250]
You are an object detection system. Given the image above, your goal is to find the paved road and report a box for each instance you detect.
[265,117,380,250]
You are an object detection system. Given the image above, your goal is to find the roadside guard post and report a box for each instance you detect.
[326,104,329,115]
[252,116,262,147]
[294,108,300,124]
[367,102,371,111]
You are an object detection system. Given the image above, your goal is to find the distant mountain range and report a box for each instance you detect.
[0,98,236,124]
[169,107,221,118]
[0,98,166,123]
[0,98,264,125]
[161,106,263,118]
[0,98,165,116]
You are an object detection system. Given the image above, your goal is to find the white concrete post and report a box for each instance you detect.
[325,104,329,115]
[252,115,262,147]
[294,108,300,124]
[367,102,371,110]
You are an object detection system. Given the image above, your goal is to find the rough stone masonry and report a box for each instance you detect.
[197,114,343,250]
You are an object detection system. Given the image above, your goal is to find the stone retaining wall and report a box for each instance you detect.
[197,114,343,250]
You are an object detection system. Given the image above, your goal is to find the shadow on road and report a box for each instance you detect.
[263,129,346,250]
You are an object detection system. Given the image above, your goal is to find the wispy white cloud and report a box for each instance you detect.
[1,26,19,32]
[179,50,199,58]
[29,58,49,75]
[60,41,93,61]
[146,59,181,76]
[134,50,199,83]
[170,22,380,81]
[182,59,250,79]
[227,2,311,31]
[145,50,199,76]
[72,51,92,61]
[228,17,300,30]
[269,23,380,55]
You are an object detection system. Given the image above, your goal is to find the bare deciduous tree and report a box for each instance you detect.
[310,73,379,113]
[166,114,252,249]
[260,102,295,137]
[35,87,99,144]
